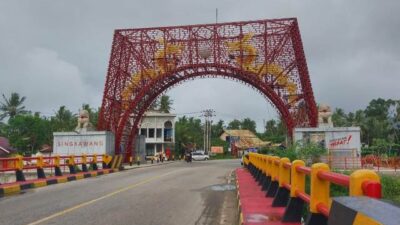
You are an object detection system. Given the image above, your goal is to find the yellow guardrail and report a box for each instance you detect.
[245,152,382,219]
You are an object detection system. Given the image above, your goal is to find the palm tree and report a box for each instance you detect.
[159,95,173,113]
[0,92,28,121]
[52,106,75,131]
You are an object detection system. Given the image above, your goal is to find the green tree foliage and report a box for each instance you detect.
[270,142,326,165]
[0,121,5,136]
[210,120,230,153]
[227,119,241,129]
[211,120,225,138]
[241,118,257,133]
[0,92,28,121]
[332,99,400,148]
[261,118,286,143]
[226,118,257,133]
[175,116,203,154]
[332,108,348,127]
[51,106,76,132]
[148,98,160,111]
[159,95,173,113]
[5,114,52,155]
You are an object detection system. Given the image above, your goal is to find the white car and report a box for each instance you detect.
[191,152,209,161]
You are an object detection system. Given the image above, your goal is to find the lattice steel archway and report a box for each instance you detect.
[98,18,318,159]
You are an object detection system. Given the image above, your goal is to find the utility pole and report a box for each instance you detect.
[202,109,215,154]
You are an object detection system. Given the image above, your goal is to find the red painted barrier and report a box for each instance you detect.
[296,166,311,175]
[317,171,350,187]
[0,154,103,172]
[296,190,310,203]
[362,181,382,199]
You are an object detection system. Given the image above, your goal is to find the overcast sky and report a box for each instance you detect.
[0,0,399,131]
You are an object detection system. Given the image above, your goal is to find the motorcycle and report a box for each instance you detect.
[185,153,192,163]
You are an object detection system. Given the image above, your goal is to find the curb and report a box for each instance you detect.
[0,161,176,197]
[0,168,119,198]
[235,170,243,225]
[122,161,176,170]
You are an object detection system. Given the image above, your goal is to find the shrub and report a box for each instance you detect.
[381,175,400,204]
[271,145,298,161]
[297,143,327,165]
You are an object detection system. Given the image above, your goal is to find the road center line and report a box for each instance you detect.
[26,170,181,225]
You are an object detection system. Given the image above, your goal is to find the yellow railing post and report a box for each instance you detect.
[279,157,290,188]
[272,157,291,207]
[303,163,331,224]
[15,155,24,170]
[266,155,272,176]
[290,160,306,198]
[36,155,46,179]
[266,156,280,197]
[271,156,280,182]
[54,155,60,167]
[263,155,268,175]
[15,155,26,181]
[349,169,380,197]
[309,163,330,214]
[282,159,306,223]
[68,155,76,174]
[37,156,44,169]
[261,155,272,191]
[54,155,63,176]
[91,154,98,170]
[82,154,87,164]
[68,155,75,166]
[81,154,88,172]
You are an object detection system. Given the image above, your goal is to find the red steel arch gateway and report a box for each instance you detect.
[98,18,318,159]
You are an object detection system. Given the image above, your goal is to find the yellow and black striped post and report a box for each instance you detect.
[68,155,76,174]
[91,154,98,170]
[36,155,46,179]
[272,157,290,207]
[282,160,306,223]
[81,154,88,172]
[54,155,63,176]
[15,155,26,181]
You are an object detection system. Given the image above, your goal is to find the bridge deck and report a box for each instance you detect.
[236,168,300,225]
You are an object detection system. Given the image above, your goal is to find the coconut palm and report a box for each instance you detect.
[51,106,77,131]
[0,92,28,121]
[159,95,173,113]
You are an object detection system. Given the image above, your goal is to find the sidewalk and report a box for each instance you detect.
[122,160,176,170]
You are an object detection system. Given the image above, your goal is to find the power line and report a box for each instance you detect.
[174,111,204,115]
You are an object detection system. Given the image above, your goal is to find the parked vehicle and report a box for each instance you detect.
[191,152,209,161]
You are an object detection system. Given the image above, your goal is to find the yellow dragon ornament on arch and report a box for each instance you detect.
[121,40,183,109]
[226,33,298,105]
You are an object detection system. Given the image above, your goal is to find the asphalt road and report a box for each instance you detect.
[0,160,240,225]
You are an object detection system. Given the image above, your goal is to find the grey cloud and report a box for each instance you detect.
[0,0,399,131]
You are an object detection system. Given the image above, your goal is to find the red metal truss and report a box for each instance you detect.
[98,18,318,160]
